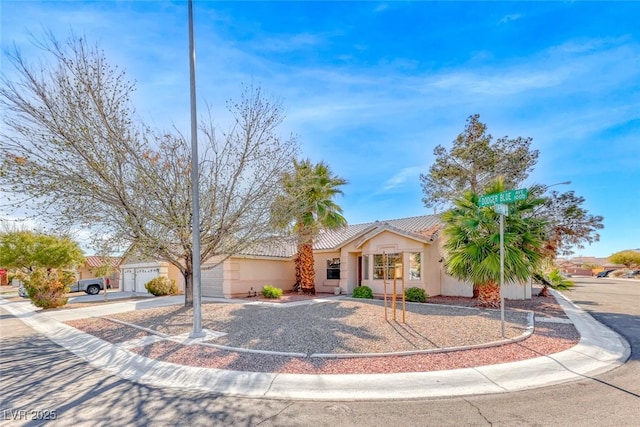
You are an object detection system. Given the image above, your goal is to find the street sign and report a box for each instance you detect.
[477,188,528,339]
[494,203,509,216]
[478,188,528,207]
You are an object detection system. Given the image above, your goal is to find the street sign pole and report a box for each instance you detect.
[480,190,527,339]
[499,210,505,338]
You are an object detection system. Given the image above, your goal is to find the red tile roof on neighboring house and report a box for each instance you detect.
[85,256,122,268]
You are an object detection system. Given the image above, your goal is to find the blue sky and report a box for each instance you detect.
[1,1,639,258]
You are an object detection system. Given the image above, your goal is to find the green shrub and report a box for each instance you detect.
[352,285,373,299]
[144,276,178,296]
[547,269,575,290]
[261,285,282,299]
[405,287,427,302]
[22,268,74,309]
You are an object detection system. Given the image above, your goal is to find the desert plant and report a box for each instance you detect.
[547,269,574,290]
[405,287,427,303]
[261,285,283,299]
[21,268,74,309]
[352,285,373,299]
[144,276,178,296]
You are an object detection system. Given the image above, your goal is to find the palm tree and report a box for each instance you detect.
[441,178,547,307]
[273,159,347,294]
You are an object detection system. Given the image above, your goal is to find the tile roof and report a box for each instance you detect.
[85,256,122,268]
[241,214,441,258]
[237,240,298,258]
[314,214,441,250]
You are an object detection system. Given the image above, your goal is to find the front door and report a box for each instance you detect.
[358,256,362,286]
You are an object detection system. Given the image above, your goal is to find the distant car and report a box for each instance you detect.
[69,278,110,295]
[596,269,615,278]
[622,270,640,278]
[17,278,111,298]
[18,284,28,298]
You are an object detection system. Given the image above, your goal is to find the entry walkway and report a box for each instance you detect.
[0,290,630,400]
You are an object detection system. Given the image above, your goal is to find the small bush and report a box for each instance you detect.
[261,285,282,299]
[144,276,178,296]
[22,268,74,309]
[405,287,427,303]
[547,269,574,290]
[352,285,373,299]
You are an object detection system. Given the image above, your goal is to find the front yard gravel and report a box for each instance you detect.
[106,299,531,354]
[64,289,580,374]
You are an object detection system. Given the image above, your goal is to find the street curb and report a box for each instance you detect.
[0,292,630,401]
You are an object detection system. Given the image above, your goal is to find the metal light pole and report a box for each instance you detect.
[188,0,204,338]
[545,181,572,191]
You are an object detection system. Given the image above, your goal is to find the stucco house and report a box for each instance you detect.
[196,214,532,300]
[119,256,185,294]
[76,256,122,289]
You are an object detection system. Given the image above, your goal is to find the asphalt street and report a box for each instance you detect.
[0,276,638,426]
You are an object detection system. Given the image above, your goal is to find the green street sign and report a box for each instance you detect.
[494,203,509,216]
[478,188,528,207]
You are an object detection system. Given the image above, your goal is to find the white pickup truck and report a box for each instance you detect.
[18,277,111,298]
[69,278,110,295]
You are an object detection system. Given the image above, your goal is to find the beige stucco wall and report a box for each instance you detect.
[165,263,185,292]
[313,250,342,293]
[353,231,442,297]
[194,229,530,300]
[223,256,295,298]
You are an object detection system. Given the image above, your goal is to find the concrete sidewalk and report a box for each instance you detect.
[0,290,630,401]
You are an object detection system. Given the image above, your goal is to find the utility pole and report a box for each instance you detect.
[188,0,204,338]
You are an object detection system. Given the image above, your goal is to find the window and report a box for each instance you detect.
[409,252,421,280]
[327,258,340,279]
[363,255,369,280]
[373,253,401,279]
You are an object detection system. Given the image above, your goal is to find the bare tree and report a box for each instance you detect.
[0,34,298,306]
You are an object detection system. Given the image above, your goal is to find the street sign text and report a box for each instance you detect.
[478,188,528,207]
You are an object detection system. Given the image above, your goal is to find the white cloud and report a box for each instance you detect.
[382,166,423,191]
[427,69,566,95]
[374,3,389,13]
[499,14,522,24]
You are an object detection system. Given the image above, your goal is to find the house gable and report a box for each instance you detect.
[353,223,435,249]
[314,214,441,252]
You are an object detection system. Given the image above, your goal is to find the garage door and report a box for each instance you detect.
[202,263,224,298]
[122,269,133,292]
[121,267,160,293]
[134,268,159,293]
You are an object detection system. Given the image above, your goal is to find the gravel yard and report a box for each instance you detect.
[104,299,531,354]
[64,288,581,374]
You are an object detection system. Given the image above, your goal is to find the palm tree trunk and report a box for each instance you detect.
[298,242,315,294]
[477,281,500,308]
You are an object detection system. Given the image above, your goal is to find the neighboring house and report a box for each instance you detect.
[193,214,532,300]
[119,256,185,294]
[76,256,122,288]
[557,256,625,276]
